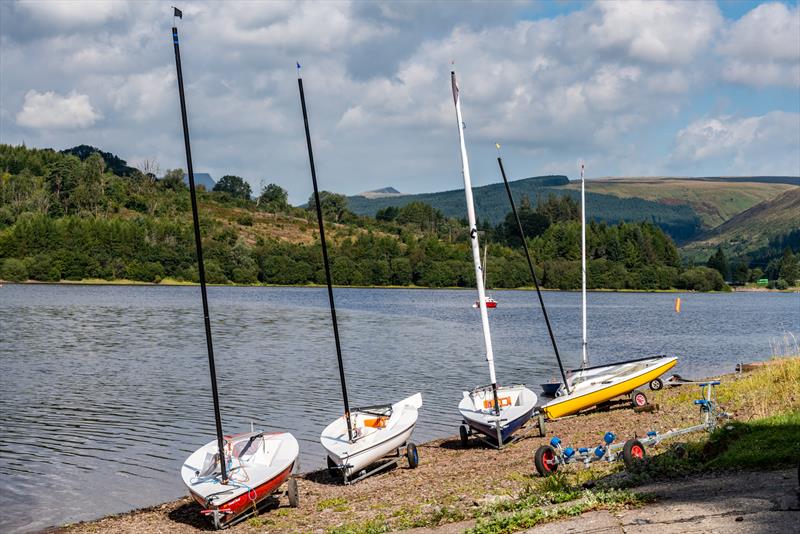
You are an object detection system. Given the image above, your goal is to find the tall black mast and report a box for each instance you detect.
[172,23,228,481]
[496,155,570,393]
[297,72,354,442]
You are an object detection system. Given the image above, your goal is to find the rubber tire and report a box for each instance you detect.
[537,414,547,437]
[622,439,647,470]
[631,390,648,407]
[649,378,663,391]
[406,442,419,469]
[287,477,299,508]
[534,445,559,477]
[459,425,469,447]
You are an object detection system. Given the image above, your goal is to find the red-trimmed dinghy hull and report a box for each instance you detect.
[189,463,294,525]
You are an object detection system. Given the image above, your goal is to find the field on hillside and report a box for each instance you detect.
[561,178,796,228]
[682,188,800,260]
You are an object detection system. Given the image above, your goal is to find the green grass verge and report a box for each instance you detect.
[705,411,800,470]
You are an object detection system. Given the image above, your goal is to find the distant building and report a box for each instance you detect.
[183,173,216,190]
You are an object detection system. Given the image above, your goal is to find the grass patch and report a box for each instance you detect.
[665,357,800,419]
[706,411,800,469]
[326,518,390,534]
[318,497,350,512]
[467,489,652,534]
[605,410,800,489]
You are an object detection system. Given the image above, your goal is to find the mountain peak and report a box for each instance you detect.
[359,186,403,198]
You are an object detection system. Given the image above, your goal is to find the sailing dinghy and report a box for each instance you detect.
[494,155,676,420]
[321,393,422,481]
[171,15,298,528]
[540,164,676,418]
[297,67,422,484]
[451,71,537,448]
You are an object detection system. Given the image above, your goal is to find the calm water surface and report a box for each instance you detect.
[0,285,798,532]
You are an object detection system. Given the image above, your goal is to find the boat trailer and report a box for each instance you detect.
[328,441,419,485]
[459,413,547,450]
[534,381,726,476]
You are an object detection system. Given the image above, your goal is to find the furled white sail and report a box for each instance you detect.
[451,71,496,386]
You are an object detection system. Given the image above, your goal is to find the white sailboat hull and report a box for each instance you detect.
[181,431,299,524]
[321,393,422,478]
[459,384,537,443]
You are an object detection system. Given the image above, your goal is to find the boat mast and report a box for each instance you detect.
[495,151,570,393]
[580,163,588,368]
[297,68,354,442]
[171,21,227,482]
[451,71,501,416]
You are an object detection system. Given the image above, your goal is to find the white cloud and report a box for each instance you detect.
[16,90,102,129]
[1,1,798,200]
[671,111,800,174]
[107,66,174,122]
[17,0,129,28]
[718,3,800,87]
[588,1,722,64]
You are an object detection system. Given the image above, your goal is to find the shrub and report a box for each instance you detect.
[1,258,28,281]
[236,213,254,226]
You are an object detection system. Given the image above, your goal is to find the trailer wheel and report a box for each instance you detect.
[287,477,299,508]
[649,378,663,391]
[459,425,470,447]
[631,390,648,407]
[534,445,558,477]
[537,414,547,437]
[406,442,419,468]
[622,439,647,469]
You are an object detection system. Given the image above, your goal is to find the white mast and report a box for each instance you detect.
[451,70,497,387]
[580,163,588,368]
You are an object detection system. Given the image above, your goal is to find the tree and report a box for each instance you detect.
[213,175,252,199]
[778,248,799,286]
[307,191,349,222]
[257,183,288,211]
[731,261,750,285]
[706,246,731,281]
[375,206,399,222]
[536,193,579,223]
[161,168,186,191]
[497,208,549,247]
[396,202,444,233]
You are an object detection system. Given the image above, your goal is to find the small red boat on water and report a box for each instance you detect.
[473,297,498,309]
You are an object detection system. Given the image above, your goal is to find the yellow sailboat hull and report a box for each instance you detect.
[542,357,677,420]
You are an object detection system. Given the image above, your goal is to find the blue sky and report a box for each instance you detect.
[1,1,798,203]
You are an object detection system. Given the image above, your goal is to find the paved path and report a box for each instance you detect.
[407,468,799,534]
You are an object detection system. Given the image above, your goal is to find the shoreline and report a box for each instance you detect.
[2,279,796,293]
[51,359,799,534]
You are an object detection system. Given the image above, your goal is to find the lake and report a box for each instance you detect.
[0,284,797,532]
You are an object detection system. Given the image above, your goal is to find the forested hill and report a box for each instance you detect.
[0,143,733,291]
[348,175,702,241]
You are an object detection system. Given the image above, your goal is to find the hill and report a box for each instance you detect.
[562,178,797,228]
[682,188,800,260]
[358,186,403,199]
[347,175,702,242]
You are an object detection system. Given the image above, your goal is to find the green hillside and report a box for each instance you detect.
[682,188,800,261]
[348,176,702,242]
[563,177,797,228]
[0,143,726,291]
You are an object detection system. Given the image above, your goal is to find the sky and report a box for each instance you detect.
[1,1,798,204]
